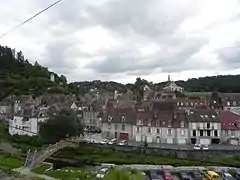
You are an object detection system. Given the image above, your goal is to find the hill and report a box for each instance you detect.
[0,45,69,99]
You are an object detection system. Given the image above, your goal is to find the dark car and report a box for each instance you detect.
[177,172,192,180]
[189,171,203,180]
[149,171,162,180]
[235,171,240,180]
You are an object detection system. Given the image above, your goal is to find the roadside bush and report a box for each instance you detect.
[9,135,44,147]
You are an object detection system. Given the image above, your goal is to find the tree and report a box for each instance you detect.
[39,110,83,144]
[104,168,143,180]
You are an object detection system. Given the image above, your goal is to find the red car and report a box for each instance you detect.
[163,169,173,180]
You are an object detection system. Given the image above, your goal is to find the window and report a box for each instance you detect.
[207,130,211,136]
[148,121,151,126]
[93,119,96,124]
[137,126,140,132]
[137,119,143,125]
[148,128,151,133]
[193,130,196,136]
[115,124,118,130]
[167,129,172,135]
[180,121,184,128]
[231,130,235,136]
[157,128,160,134]
[90,119,92,124]
[168,120,171,127]
[108,123,111,130]
[207,123,210,129]
[200,130,203,136]
[121,124,125,131]
[108,116,112,122]
[121,116,125,122]
[180,130,185,135]
[214,130,218,137]
[156,121,160,127]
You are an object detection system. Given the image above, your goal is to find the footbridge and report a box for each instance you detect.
[24,136,84,169]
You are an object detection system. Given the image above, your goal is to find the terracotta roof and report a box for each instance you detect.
[218,110,240,130]
[189,109,220,122]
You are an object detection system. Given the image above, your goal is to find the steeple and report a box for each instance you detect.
[168,74,171,82]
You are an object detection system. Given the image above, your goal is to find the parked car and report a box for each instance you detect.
[194,144,201,150]
[222,172,236,180]
[202,144,209,150]
[96,167,109,179]
[189,171,203,180]
[108,138,117,145]
[177,172,192,180]
[100,139,110,144]
[235,170,240,180]
[163,169,173,180]
[118,140,128,146]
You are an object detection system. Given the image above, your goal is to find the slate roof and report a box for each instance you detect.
[189,109,220,122]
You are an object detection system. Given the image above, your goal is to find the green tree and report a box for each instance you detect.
[39,110,83,144]
[104,169,143,180]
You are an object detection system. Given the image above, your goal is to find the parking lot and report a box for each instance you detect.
[95,165,240,180]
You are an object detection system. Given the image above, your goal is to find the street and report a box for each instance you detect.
[84,133,240,150]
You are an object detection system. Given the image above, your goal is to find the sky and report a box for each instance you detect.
[1,0,240,84]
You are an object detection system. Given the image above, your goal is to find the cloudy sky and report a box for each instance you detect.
[1,0,240,84]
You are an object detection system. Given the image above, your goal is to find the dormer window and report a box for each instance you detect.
[227,101,230,106]
[177,102,179,106]
[180,121,184,128]
[137,119,143,125]
[108,116,112,122]
[168,120,171,127]
[121,116,125,122]
[190,102,193,106]
[156,121,160,127]
[148,120,151,126]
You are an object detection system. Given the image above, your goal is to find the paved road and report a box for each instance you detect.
[84,133,240,150]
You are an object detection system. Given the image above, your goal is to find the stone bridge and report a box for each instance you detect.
[24,136,84,169]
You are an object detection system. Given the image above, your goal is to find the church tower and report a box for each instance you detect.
[168,74,171,82]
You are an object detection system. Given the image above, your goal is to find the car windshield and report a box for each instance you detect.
[103,139,108,142]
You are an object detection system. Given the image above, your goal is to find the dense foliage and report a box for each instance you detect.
[39,110,83,144]
[0,45,69,99]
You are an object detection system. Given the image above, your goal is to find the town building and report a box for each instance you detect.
[219,110,240,145]
[188,106,221,145]
[162,75,184,92]
[9,104,49,136]
[101,108,136,140]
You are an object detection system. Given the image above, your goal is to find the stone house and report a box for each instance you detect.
[188,107,221,145]
[9,104,49,136]
[101,108,136,140]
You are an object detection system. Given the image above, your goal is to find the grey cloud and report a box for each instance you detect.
[85,37,208,75]
[85,0,200,39]
[218,43,240,69]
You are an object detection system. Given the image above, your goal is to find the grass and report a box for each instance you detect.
[31,164,52,174]
[46,167,94,180]
[210,156,240,167]
[0,155,23,169]
[53,144,219,166]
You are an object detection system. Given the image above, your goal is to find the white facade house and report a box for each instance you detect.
[9,116,48,136]
[9,106,49,136]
